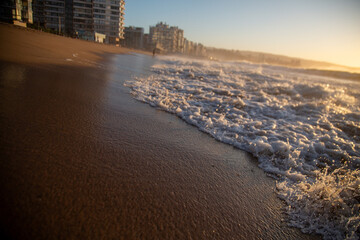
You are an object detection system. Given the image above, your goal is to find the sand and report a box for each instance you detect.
[0,23,319,239]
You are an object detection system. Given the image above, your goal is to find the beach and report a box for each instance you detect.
[0,24,319,239]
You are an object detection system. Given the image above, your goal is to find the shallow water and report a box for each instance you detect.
[125,55,360,239]
[0,50,320,238]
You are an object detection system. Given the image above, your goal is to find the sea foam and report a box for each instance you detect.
[125,56,360,239]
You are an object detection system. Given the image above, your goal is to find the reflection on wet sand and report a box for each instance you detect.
[0,27,320,239]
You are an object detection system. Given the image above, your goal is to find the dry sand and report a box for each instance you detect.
[0,24,319,239]
[0,23,151,67]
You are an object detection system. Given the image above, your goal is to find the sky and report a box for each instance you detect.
[125,0,360,68]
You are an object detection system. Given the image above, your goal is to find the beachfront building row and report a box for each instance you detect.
[184,39,206,57]
[120,26,144,49]
[122,22,186,53]
[120,23,183,53]
[32,0,125,44]
[148,22,184,53]
[0,0,33,27]
[121,22,207,57]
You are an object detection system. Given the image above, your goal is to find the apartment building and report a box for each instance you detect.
[0,0,33,25]
[32,0,124,43]
[33,0,65,32]
[121,26,144,49]
[73,0,93,40]
[93,0,124,44]
[184,39,206,57]
[149,22,184,53]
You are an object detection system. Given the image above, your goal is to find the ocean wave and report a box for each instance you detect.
[125,56,360,239]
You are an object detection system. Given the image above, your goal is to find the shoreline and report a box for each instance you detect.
[0,24,319,239]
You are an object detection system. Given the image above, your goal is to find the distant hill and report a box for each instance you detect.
[205,47,360,74]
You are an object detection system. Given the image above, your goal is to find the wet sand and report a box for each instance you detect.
[0,24,319,239]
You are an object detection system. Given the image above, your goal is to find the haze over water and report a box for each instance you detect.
[126,0,360,68]
[126,55,360,239]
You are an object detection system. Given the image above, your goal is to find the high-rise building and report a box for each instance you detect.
[31,0,125,43]
[73,0,93,40]
[121,26,144,49]
[184,38,206,57]
[0,0,33,25]
[64,0,74,35]
[93,0,125,44]
[33,0,68,33]
[149,22,184,53]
